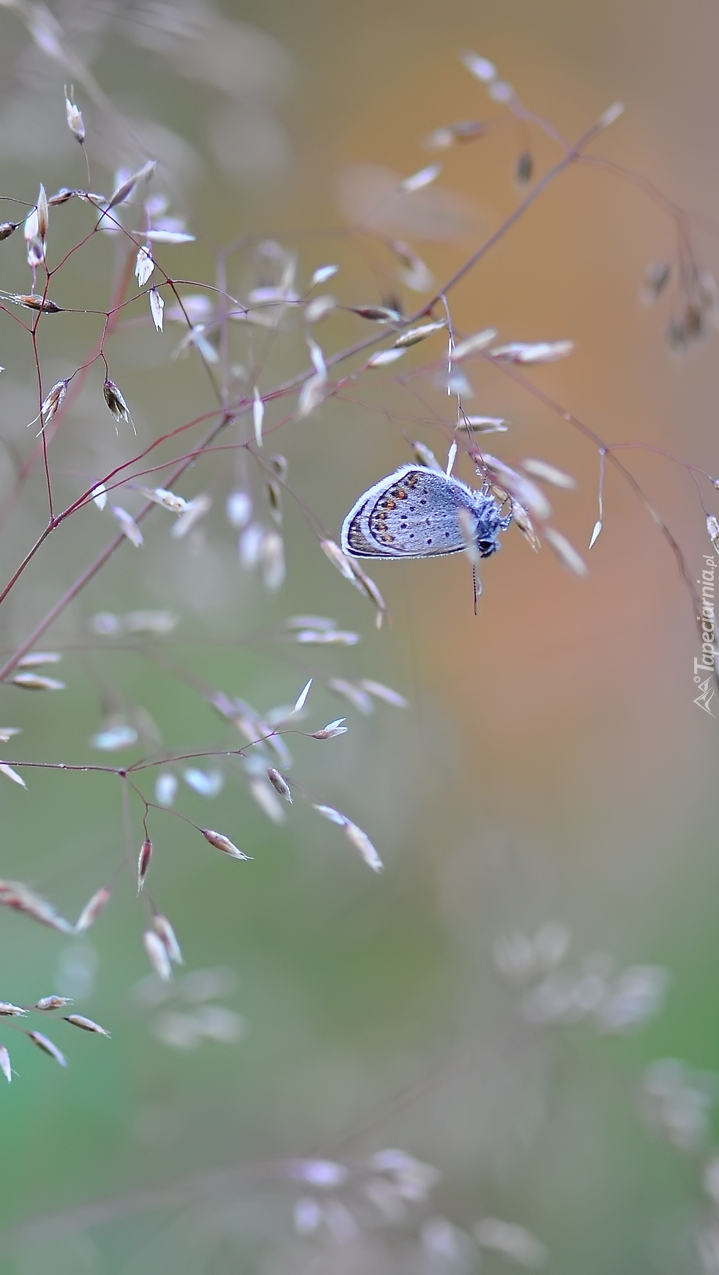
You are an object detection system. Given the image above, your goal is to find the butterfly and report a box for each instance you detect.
[341,464,512,560]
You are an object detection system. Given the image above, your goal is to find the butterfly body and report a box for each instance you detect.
[341,464,511,560]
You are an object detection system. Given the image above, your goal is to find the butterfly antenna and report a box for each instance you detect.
[472,564,484,614]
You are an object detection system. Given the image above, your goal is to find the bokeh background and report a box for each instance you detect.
[0,1,718,1271]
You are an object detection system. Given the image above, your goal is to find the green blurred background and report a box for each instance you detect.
[0,0,717,1271]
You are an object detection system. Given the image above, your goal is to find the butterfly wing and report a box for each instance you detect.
[342,496,379,555]
[341,466,476,559]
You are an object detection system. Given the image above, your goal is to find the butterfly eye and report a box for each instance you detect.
[477,538,498,557]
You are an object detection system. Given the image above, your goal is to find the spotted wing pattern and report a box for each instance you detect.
[342,465,483,560]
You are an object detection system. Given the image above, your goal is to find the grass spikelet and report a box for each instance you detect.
[170,493,212,539]
[368,348,406,367]
[305,295,336,323]
[267,768,292,801]
[200,828,251,860]
[358,680,409,708]
[144,930,172,981]
[106,160,156,212]
[461,51,497,82]
[452,329,497,360]
[312,804,382,871]
[75,887,111,933]
[9,294,60,313]
[103,378,132,425]
[0,880,74,933]
[310,719,348,740]
[488,340,574,364]
[153,914,183,965]
[64,88,85,143]
[247,776,286,823]
[16,652,61,668]
[401,163,442,193]
[298,372,327,417]
[64,1015,110,1036]
[0,763,26,788]
[343,820,384,872]
[11,673,65,690]
[544,527,588,576]
[36,183,48,240]
[481,455,551,520]
[112,506,143,546]
[149,287,164,331]
[137,838,152,892]
[294,629,360,646]
[393,320,446,348]
[27,1031,67,1067]
[520,459,576,489]
[253,387,264,446]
